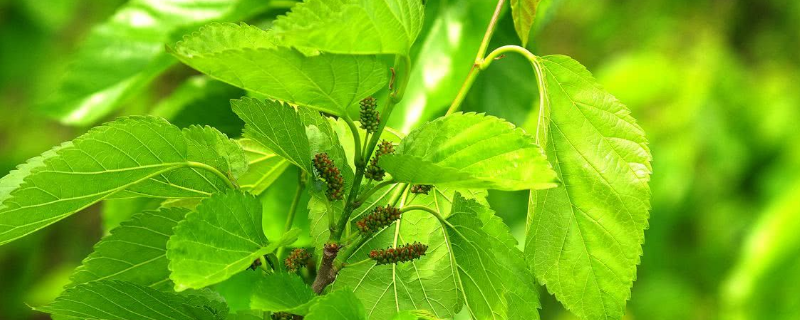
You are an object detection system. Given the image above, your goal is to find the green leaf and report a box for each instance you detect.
[232,97,313,173]
[442,193,540,320]
[379,112,558,191]
[0,116,241,246]
[41,0,269,126]
[333,187,484,320]
[168,190,274,291]
[392,310,442,320]
[170,22,388,116]
[526,55,651,319]
[272,0,425,55]
[250,273,315,314]
[36,280,223,320]
[305,289,368,320]
[70,207,188,290]
[510,0,541,46]
[237,138,291,195]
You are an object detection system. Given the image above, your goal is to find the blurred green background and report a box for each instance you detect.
[1,0,798,319]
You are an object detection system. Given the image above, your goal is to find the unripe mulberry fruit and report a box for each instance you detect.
[356,205,401,234]
[284,248,311,273]
[359,96,380,133]
[369,242,428,265]
[313,153,344,201]
[365,140,394,181]
[410,184,433,195]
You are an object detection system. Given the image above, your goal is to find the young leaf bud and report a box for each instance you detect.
[369,242,428,265]
[356,205,402,234]
[312,153,345,201]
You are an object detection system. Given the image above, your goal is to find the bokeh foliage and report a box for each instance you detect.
[0,0,798,319]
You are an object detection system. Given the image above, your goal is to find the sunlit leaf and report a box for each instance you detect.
[237,139,290,195]
[273,0,425,55]
[0,116,242,246]
[167,190,299,291]
[170,23,389,116]
[305,289,368,320]
[510,0,541,46]
[380,112,558,190]
[526,55,651,320]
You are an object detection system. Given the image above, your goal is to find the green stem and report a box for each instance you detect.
[402,205,452,228]
[187,161,236,189]
[276,173,306,260]
[356,179,395,204]
[343,116,364,168]
[446,0,507,115]
[258,255,270,273]
[331,55,409,241]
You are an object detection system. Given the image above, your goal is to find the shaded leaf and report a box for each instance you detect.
[36,280,223,320]
[42,0,269,125]
[250,273,315,314]
[305,289,368,320]
[70,207,189,290]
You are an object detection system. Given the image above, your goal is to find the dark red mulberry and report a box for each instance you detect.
[410,184,433,195]
[365,140,394,181]
[359,96,379,133]
[369,242,428,265]
[356,205,401,234]
[312,153,344,201]
[284,248,311,273]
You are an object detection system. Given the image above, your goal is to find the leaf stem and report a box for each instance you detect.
[186,161,236,189]
[276,172,306,260]
[355,179,395,204]
[446,0,507,115]
[343,115,364,168]
[344,258,373,268]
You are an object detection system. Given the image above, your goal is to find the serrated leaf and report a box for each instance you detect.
[70,207,189,290]
[170,22,388,116]
[232,98,312,173]
[237,138,290,195]
[510,0,541,46]
[333,187,483,320]
[273,0,425,55]
[168,190,271,291]
[0,116,241,246]
[42,0,269,126]
[36,280,223,320]
[250,273,315,314]
[440,193,540,320]
[305,289,368,320]
[379,112,558,191]
[526,55,651,320]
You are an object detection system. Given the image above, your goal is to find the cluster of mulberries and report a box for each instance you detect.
[356,205,401,234]
[324,242,340,253]
[365,140,394,181]
[410,184,433,195]
[271,312,302,320]
[359,96,380,133]
[284,248,311,273]
[313,153,344,201]
[369,242,428,265]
